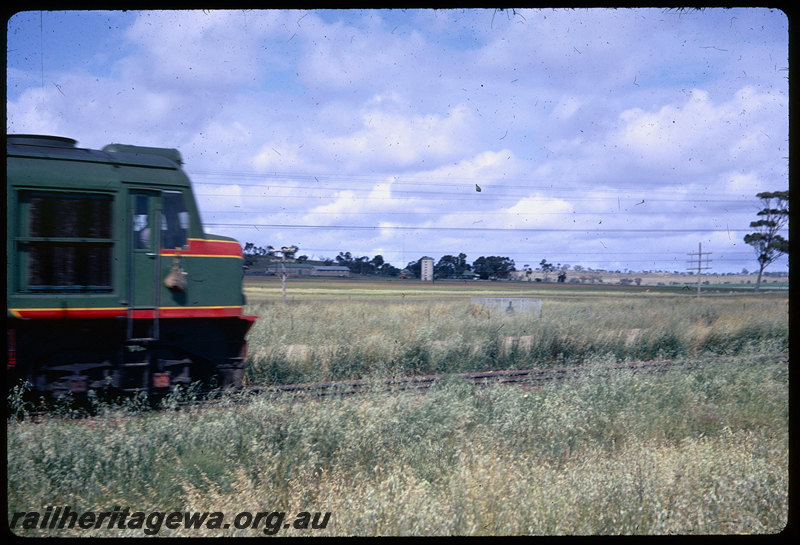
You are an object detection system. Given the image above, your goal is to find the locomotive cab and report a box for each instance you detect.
[7,135,256,398]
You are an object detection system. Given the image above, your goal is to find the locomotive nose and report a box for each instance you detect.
[7,135,255,398]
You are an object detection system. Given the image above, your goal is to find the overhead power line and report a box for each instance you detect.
[188,170,763,202]
[204,222,766,234]
[194,189,752,205]
[201,208,754,217]
[256,246,757,258]
[189,171,760,205]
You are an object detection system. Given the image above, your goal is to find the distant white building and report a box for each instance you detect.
[420,256,434,282]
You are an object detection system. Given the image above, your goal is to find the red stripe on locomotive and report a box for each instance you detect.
[161,238,243,257]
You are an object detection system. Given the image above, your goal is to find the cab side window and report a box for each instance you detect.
[133,194,151,249]
[161,191,189,250]
[23,191,113,291]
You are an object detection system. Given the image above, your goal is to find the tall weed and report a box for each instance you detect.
[8,355,787,536]
[245,296,787,385]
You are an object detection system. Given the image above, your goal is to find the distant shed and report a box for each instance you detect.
[265,263,314,276]
[311,265,351,278]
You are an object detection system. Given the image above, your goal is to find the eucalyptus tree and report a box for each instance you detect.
[744,191,789,292]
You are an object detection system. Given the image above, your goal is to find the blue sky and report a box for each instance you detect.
[7,8,789,273]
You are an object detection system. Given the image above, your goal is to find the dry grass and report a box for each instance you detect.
[7,354,787,536]
[7,287,788,536]
[244,293,787,386]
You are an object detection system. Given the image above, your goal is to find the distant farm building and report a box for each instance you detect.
[265,263,314,276]
[420,256,434,282]
[264,263,351,277]
[310,265,351,278]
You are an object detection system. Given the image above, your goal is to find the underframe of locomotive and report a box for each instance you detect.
[8,316,253,399]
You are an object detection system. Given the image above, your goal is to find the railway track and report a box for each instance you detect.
[16,353,787,420]
[239,350,787,399]
[239,356,743,399]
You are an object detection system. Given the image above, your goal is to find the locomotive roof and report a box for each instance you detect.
[7,134,184,171]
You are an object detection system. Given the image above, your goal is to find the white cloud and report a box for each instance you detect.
[615,89,715,167]
[504,195,574,226]
[315,104,480,171]
[550,97,582,121]
[6,8,788,272]
[124,10,286,89]
[605,84,787,185]
[415,149,524,187]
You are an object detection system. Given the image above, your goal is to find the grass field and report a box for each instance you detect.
[7,278,789,536]
[242,277,788,387]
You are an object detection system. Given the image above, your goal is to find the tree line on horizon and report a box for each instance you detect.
[242,190,788,285]
[243,244,519,280]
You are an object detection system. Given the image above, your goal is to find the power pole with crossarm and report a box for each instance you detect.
[686,243,712,297]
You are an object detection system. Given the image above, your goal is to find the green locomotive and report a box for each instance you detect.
[6,135,256,398]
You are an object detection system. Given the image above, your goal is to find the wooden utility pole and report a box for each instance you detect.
[686,243,712,297]
[281,256,287,305]
[278,245,299,305]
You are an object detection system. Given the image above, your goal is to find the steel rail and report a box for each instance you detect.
[239,352,786,399]
[239,358,699,398]
[19,353,787,420]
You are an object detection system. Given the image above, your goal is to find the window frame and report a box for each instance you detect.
[160,190,190,251]
[16,189,115,292]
